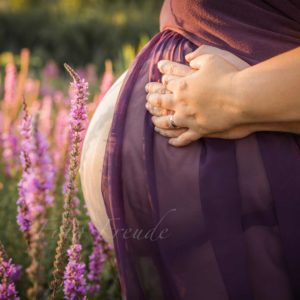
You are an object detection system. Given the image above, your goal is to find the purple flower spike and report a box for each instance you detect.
[63,219,87,300]
[87,222,106,295]
[0,248,21,300]
[17,100,33,233]
[51,64,89,298]
[17,99,55,235]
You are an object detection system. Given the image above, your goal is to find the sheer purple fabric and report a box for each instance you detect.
[101,1,300,299]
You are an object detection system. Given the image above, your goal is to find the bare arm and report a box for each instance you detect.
[233,46,300,127]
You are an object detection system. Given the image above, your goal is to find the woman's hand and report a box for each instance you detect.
[145,81,254,140]
[146,45,250,146]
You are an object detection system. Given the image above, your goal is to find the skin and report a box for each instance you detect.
[145,45,300,147]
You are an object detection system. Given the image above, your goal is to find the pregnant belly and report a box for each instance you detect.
[80,32,201,246]
[81,31,296,299]
[80,32,270,248]
[80,33,281,247]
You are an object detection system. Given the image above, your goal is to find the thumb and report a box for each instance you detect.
[189,54,214,69]
[187,45,250,70]
[185,45,210,62]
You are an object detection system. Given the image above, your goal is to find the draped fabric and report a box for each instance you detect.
[101,1,300,299]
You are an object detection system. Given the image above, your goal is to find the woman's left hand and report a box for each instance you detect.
[145,45,249,146]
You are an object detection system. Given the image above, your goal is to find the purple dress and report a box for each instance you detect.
[101,1,300,299]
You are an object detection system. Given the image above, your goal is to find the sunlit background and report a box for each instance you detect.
[0,1,162,299]
[0,0,161,72]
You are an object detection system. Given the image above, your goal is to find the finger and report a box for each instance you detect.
[157,60,195,76]
[161,74,178,86]
[145,103,169,117]
[152,113,186,129]
[168,130,200,147]
[186,45,238,62]
[146,106,165,117]
[188,53,219,69]
[154,127,187,138]
[152,115,173,129]
[187,45,249,69]
[146,93,175,110]
[185,45,211,62]
[145,82,170,94]
[161,75,185,92]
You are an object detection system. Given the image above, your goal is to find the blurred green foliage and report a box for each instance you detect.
[0,0,162,69]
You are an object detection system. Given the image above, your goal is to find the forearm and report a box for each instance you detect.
[233,46,300,124]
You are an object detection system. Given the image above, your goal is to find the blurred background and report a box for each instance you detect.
[0,0,162,73]
[0,1,162,299]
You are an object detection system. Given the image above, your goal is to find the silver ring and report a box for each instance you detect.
[169,114,178,129]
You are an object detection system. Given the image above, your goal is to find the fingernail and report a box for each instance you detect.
[168,139,174,145]
[185,54,191,61]
[154,127,159,132]
[157,60,166,71]
[189,60,196,68]
[145,84,149,92]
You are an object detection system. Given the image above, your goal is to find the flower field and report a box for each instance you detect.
[0,49,123,299]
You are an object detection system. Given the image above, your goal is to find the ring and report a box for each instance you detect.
[169,114,178,129]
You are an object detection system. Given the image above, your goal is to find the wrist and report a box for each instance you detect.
[222,70,249,127]
[228,69,257,126]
